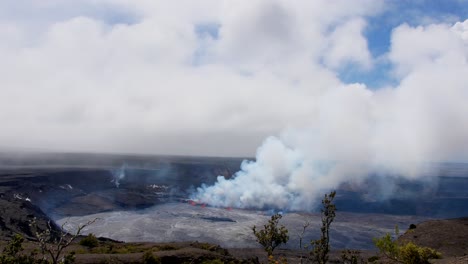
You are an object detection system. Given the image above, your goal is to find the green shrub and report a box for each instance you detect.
[90,245,114,254]
[142,251,161,264]
[63,251,76,264]
[80,233,99,248]
[107,244,140,254]
[112,247,129,254]
[2,234,24,258]
[399,242,441,264]
[252,213,289,256]
[341,249,364,264]
[374,226,441,264]
[373,232,399,261]
[0,234,36,264]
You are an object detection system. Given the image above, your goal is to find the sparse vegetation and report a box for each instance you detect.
[309,191,336,264]
[340,249,365,264]
[29,217,98,264]
[0,234,36,264]
[252,213,289,257]
[0,234,24,263]
[79,234,98,249]
[251,191,338,263]
[142,251,161,264]
[298,218,311,264]
[373,226,441,264]
[93,243,140,254]
[267,255,288,264]
[155,244,179,251]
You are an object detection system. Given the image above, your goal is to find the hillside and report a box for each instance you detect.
[398,217,468,263]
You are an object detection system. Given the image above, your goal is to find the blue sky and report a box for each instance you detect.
[339,0,468,88]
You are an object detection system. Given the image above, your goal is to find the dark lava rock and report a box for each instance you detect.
[0,192,60,240]
[201,216,236,222]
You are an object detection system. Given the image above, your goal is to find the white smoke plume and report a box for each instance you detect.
[193,20,468,210]
[111,164,127,188]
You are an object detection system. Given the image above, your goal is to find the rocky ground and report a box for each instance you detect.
[0,192,61,240]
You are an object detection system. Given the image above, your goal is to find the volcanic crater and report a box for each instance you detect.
[1,152,467,250]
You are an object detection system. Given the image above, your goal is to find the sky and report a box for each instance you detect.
[0,0,467,158]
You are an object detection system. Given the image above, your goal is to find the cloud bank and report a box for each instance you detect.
[1,1,468,209]
[0,0,386,156]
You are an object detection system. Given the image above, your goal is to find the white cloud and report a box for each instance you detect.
[389,22,466,77]
[1,1,467,163]
[2,0,468,209]
[452,19,468,41]
[323,18,373,70]
[0,0,386,156]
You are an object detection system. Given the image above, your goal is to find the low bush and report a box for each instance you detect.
[0,234,36,264]
[155,244,179,251]
[79,234,99,248]
[142,251,161,264]
[374,226,441,264]
[399,242,441,264]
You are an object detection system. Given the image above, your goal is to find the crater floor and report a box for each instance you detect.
[56,202,431,250]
